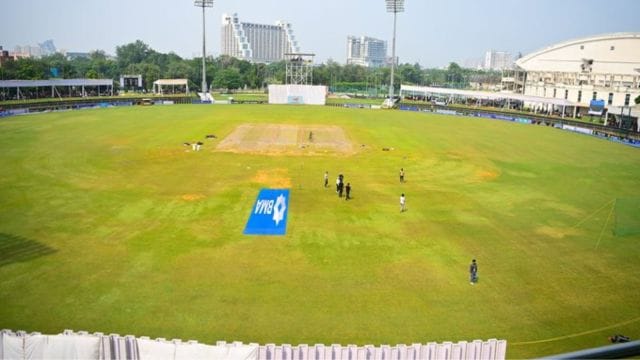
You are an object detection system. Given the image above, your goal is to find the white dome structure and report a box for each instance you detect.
[505,33,640,114]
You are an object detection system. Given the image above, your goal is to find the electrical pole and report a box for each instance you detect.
[386,0,404,100]
[194,0,214,93]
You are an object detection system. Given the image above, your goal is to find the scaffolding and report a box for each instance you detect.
[285,53,314,85]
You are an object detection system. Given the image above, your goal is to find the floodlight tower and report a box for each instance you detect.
[385,0,404,99]
[195,0,214,93]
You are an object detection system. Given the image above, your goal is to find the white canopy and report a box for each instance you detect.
[0,79,113,88]
[153,79,189,94]
[401,85,578,107]
[0,79,114,99]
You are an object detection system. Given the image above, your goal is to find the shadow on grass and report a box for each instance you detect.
[0,233,57,267]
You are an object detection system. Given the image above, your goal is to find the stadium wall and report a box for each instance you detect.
[397,104,640,147]
[268,85,327,105]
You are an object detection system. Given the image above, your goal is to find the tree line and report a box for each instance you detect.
[0,40,502,93]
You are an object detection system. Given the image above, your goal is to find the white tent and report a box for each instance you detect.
[400,84,579,117]
[153,79,189,95]
[0,79,114,99]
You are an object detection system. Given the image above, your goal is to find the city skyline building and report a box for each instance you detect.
[221,13,300,63]
[484,50,513,70]
[346,36,387,68]
[38,40,56,56]
[13,45,42,58]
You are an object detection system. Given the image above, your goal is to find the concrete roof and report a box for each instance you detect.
[517,32,640,64]
[515,32,640,74]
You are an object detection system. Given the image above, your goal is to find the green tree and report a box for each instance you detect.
[116,40,155,71]
[635,95,640,105]
[85,69,99,79]
[242,63,262,89]
[125,63,161,90]
[88,50,118,79]
[265,61,286,85]
[399,63,423,85]
[69,57,91,78]
[251,63,267,89]
[166,61,192,79]
[446,62,464,86]
[41,53,74,78]
[423,68,446,86]
[188,57,212,92]
[312,63,329,86]
[213,68,242,91]
[342,64,368,82]
[15,58,48,80]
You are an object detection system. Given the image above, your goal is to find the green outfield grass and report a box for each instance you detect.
[0,105,639,358]
[213,92,267,102]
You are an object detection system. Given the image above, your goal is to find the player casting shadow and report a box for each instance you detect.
[0,233,57,267]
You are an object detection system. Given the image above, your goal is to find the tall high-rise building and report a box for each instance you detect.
[13,45,42,58]
[346,36,387,68]
[221,13,300,63]
[0,46,11,67]
[39,40,57,56]
[11,40,57,59]
[484,50,513,70]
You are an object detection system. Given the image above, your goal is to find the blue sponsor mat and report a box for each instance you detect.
[243,189,290,235]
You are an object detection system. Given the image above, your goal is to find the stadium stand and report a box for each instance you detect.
[0,329,507,360]
[0,79,114,101]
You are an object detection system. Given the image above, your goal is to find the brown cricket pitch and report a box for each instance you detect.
[215,124,354,155]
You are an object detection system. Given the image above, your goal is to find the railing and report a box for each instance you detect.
[0,96,193,111]
[0,329,507,360]
[401,103,640,140]
[397,103,640,146]
[539,340,640,359]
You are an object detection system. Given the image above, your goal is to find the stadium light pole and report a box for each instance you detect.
[386,0,404,100]
[195,0,214,93]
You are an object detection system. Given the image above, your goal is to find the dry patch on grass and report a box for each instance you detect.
[442,150,501,183]
[535,226,581,239]
[252,169,292,188]
[216,124,354,155]
[181,194,206,202]
[475,170,500,181]
[378,258,447,287]
[544,201,584,218]
[103,137,132,147]
[144,148,186,161]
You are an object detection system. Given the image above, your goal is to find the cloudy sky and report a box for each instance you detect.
[1,0,639,67]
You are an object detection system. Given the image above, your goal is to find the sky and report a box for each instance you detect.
[1,0,639,68]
